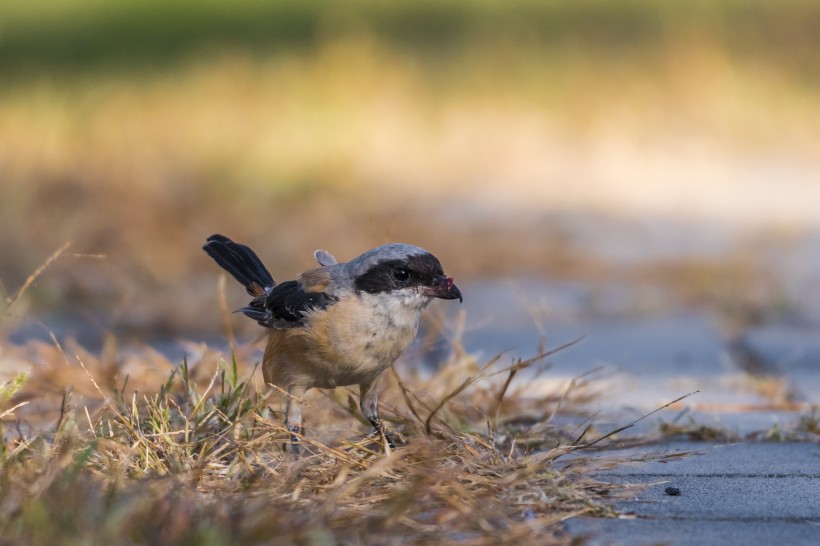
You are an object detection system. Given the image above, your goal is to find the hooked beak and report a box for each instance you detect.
[424,275,463,302]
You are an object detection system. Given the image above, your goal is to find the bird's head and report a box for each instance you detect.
[349,243,462,305]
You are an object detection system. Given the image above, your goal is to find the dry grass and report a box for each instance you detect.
[657,407,820,444]
[0,254,630,544]
[0,324,624,545]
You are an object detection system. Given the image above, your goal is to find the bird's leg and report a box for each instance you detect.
[284,385,305,453]
[359,377,395,450]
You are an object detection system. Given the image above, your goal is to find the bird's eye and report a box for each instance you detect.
[393,267,410,282]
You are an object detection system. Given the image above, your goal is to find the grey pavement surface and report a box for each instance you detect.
[456,280,820,410]
[564,519,818,546]
[453,280,820,545]
[563,442,820,546]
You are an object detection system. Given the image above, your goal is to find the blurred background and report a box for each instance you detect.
[1,0,819,386]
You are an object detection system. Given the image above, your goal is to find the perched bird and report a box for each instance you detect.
[203,234,462,449]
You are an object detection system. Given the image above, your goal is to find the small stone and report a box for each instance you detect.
[664,486,682,496]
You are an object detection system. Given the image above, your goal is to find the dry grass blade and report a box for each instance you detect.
[581,390,700,448]
[189,365,222,417]
[4,241,71,311]
[0,400,29,419]
[424,352,504,436]
[491,364,520,435]
[217,273,237,357]
[426,337,584,437]
[488,336,585,380]
[390,366,428,427]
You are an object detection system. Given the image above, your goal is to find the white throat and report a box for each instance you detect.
[363,288,430,330]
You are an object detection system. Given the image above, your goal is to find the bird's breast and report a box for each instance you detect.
[265,292,426,389]
[316,294,422,371]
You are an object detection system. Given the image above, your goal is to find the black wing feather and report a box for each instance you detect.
[240,280,336,328]
[203,234,275,294]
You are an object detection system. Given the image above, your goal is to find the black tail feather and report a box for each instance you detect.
[203,234,275,294]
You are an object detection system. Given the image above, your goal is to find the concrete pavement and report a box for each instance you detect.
[452,279,820,545]
[563,442,820,545]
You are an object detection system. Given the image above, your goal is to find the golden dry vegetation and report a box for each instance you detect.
[3,1,820,543]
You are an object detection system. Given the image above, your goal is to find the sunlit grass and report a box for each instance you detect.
[0,252,620,544]
[0,319,618,544]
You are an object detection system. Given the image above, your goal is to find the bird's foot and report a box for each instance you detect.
[382,431,396,450]
[286,425,302,455]
[367,418,396,451]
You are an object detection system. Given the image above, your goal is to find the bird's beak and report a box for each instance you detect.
[425,275,463,302]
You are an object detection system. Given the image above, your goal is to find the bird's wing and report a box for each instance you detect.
[314,249,338,267]
[239,268,337,329]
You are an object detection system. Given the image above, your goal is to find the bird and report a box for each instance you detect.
[202,234,462,450]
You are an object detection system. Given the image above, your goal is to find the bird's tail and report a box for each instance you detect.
[202,234,275,296]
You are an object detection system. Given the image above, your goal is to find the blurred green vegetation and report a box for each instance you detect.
[2,0,819,85]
